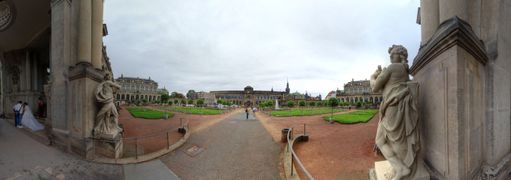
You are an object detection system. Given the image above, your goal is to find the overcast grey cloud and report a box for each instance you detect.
[103,0,420,97]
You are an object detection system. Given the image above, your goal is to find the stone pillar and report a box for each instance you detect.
[91,0,103,69]
[24,51,31,91]
[420,0,439,45]
[410,17,487,179]
[50,0,72,149]
[439,0,467,23]
[67,0,107,159]
[77,0,92,64]
[0,53,3,115]
[32,55,38,91]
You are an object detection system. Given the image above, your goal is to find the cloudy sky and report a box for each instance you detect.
[104,0,421,98]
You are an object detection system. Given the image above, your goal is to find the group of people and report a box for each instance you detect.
[12,101,44,131]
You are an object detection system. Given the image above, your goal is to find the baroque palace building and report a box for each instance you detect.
[211,81,291,107]
[210,81,322,107]
[336,79,382,104]
[115,75,168,103]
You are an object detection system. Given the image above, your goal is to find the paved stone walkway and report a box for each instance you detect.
[0,119,122,179]
[124,159,180,180]
[160,111,281,179]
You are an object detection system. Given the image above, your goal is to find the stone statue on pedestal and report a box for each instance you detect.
[370,45,429,180]
[94,73,122,139]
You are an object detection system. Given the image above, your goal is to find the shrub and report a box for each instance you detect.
[196,99,204,107]
[327,97,339,107]
[309,101,316,106]
[287,101,295,108]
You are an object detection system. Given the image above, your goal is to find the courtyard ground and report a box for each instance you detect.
[160,111,281,179]
[257,109,384,180]
[118,105,237,155]
[0,119,122,179]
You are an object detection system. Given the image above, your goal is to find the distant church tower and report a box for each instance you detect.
[285,80,290,94]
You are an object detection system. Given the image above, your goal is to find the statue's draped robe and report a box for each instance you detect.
[376,82,420,169]
[94,81,121,136]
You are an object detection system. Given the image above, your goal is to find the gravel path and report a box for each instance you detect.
[257,110,384,180]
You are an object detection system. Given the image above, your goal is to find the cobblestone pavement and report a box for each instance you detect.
[0,119,122,180]
[160,111,281,180]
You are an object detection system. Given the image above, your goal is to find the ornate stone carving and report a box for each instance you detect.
[370,45,429,180]
[0,0,15,31]
[94,73,122,139]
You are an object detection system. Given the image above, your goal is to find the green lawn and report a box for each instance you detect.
[323,109,378,124]
[127,107,174,119]
[168,107,224,115]
[270,108,344,117]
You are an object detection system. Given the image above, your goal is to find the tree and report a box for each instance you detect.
[170,92,186,99]
[168,101,173,106]
[287,101,295,108]
[260,100,273,108]
[174,99,178,105]
[327,98,340,107]
[265,100,274,108]
[217,99,232,106]
[161,93,170,103]
[327,98,340,123]
[217,99,224,105]
[180,99,186,105]
[187,99,194,105]
[317,101,324,107]
[299,100,306,107]
[186,90,197,99]
[309,101,316,107]
[196,99,205,107]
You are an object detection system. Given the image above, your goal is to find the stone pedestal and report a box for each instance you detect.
[371,161,430,180]
[94,134,123,159]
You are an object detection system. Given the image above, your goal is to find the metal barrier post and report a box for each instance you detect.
[166,132,170,149]
[304,123,306,135]
[135,138,138,159]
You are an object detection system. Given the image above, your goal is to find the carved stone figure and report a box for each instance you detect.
[370,45,429,180]
[94,73,122,138]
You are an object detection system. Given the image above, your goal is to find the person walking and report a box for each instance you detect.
[245,108,249,120]
[12,101,22,128]
[252,107,257,117]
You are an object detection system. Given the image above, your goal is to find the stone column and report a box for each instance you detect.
[50,0,71,147]
[77,0,92,64]
[32,55,38,91]
[91,0,103,69]
[439,0,467,23]
[24,50,31,91]
[420,0,439,45]
[410,17,487,179]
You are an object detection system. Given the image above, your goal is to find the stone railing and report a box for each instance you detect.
[283,127,314,180]
[89,122,190,164]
